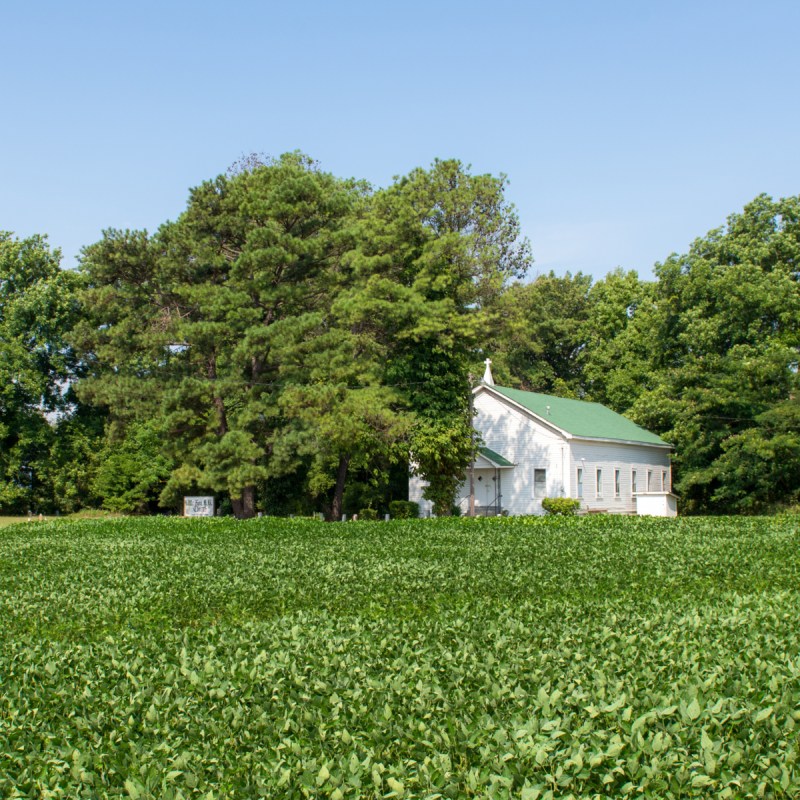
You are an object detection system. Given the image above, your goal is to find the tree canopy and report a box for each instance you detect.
[70,154,531,518]
[2,158,798,517]
[627,195,800,512]
[0,233,85,512]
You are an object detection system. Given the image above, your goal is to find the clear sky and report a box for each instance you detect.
[2,0,799,280]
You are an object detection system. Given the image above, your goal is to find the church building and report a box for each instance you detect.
[409,360,677,517]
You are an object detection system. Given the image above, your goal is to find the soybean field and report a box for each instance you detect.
[1,515,798,798]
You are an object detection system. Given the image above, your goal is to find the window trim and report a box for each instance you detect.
[596,468,603,498]
[534,468,547,499]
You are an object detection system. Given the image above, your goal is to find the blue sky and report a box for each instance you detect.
[2,0,799,279]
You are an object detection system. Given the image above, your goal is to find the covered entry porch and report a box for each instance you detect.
[457,446,515,516]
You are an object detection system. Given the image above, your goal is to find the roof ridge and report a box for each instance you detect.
[482,384,668,447]
[493,385,600,405]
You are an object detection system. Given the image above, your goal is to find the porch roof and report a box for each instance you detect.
[478,446,515,468]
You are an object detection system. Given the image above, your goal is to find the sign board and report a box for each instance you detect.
[184,496,215,517]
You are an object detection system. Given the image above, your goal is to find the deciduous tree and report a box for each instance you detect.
[343,160,531,513]
[482,271,592,395]
[0,233,80,512]
[626,195,800,512]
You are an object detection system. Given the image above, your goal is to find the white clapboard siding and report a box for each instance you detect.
[408,470,433,516]
[569,441,671,514]
[474,390,566,515]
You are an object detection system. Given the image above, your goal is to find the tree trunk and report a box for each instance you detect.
[329,456,350,521]
[232,485,256,519]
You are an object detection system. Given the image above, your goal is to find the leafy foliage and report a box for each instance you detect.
[91,420,174,513]
[75,154,361,518]
[483,271,592,395]
[478,196,800,515]
[0,232,84,513]
[622,195,800,512]
[347,159,532,515]
[1,515,799,797]
[7,178,800,516]
[73,156,531,520]
[541,497,580,515]
[388,500,419,519]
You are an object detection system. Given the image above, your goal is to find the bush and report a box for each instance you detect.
[358,507,379,521]
[541,497,580,516]
[388,500,419,519]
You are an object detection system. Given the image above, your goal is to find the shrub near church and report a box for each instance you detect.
[541,497,580,515]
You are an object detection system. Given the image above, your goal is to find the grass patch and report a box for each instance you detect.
[0,516,28,528]
[0,509,122,528]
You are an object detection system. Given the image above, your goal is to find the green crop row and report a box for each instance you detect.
[1,515,798,798]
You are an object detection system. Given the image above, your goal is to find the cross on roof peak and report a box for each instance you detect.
[482,358,494,386]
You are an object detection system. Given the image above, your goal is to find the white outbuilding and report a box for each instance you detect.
[409,362,677,517]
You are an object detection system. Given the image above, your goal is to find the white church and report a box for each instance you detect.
[409,360,677,517]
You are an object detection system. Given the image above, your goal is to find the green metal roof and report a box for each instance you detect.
[478,446,515,467]
[488,385,669,446]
